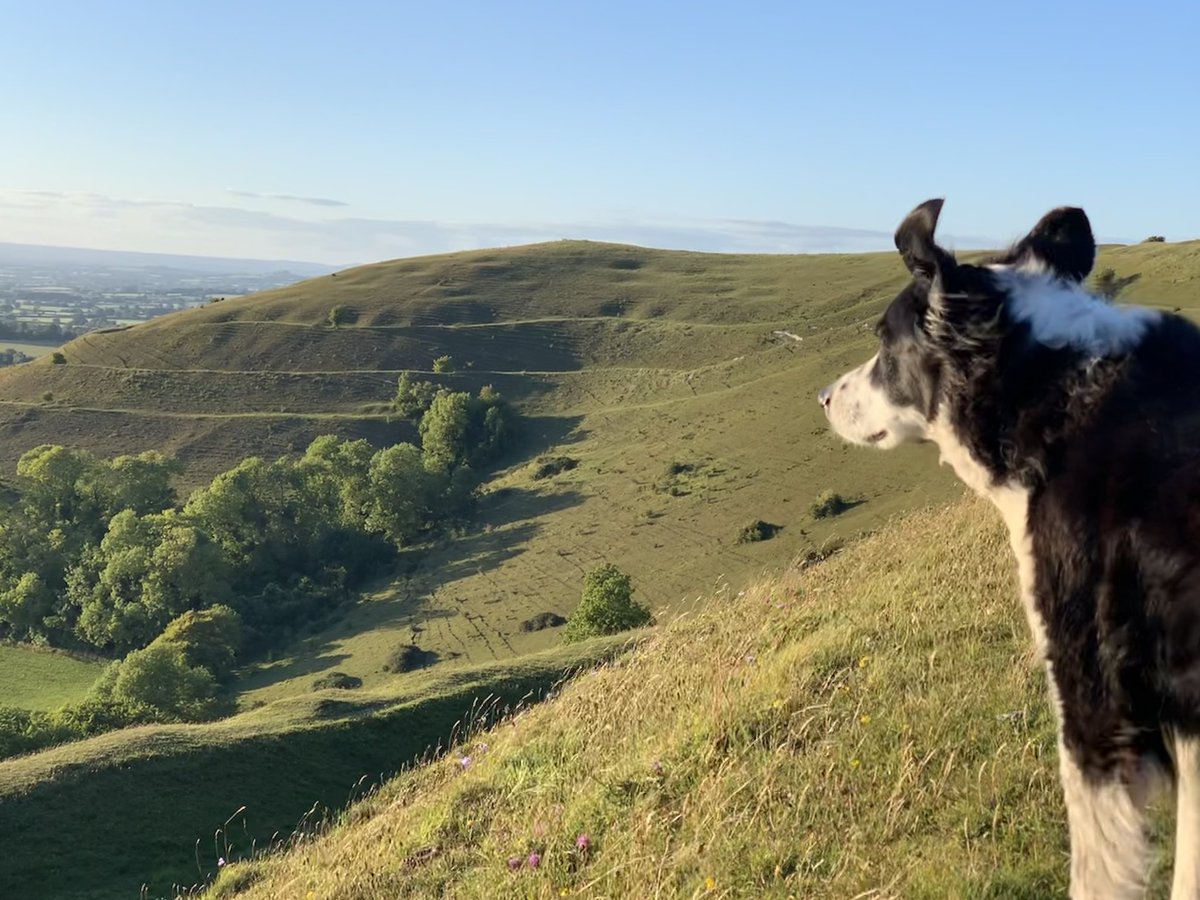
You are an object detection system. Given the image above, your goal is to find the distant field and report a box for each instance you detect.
[0,644,105,710]
[0,340,59,358]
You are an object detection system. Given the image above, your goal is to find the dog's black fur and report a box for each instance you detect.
[822,199,1200,895]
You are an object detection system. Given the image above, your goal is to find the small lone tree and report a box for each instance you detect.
[1091,268,1141,301]
[565,564,651,642]
[432,355,455,373]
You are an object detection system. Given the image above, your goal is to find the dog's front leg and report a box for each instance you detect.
[1171,734,1200,900]
[1057,738,1151,900]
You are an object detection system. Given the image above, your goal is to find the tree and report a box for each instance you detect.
[16,444,101,532]
[393,373,440,420]
[419,391,473,472]
[97,451,181,518]
[299,435,375,529]
[432,355,454,373]
[565,564,651,642]
[1091,268,1141,301]
[71,510,231,654]
[153,605,243,681]
[365,443,432,547]
[111,642,218,720]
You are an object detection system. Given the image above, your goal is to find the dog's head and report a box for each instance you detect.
[819,198,1097,448]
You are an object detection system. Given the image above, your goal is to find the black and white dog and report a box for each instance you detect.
[820,199,1200,898]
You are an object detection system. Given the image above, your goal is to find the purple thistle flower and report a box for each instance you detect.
[459,755,473,770]
[507,855,523,871]
[528,851,542,869]
[575,833,591,852]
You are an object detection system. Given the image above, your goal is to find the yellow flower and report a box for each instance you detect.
[559,889,571,897]
[705,876,717,890]
[857,655,870,668]
[771,698,784,710]
[859,714,871,725]
[850,757,861,768]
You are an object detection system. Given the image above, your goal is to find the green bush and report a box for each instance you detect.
[312,671,363,690]
[153,605,243,681]
[736,520,780,544]
[530,456,578,480]
[432,355,454,373]
[111,642,219,720]
[565,564,651,643]
[327,305,355,328]
[50,352,66,365]
[810,490,850,519]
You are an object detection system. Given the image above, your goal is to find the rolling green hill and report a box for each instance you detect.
[0,238,1196,898]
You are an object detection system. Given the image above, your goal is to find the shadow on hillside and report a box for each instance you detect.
[477,486,586,531]
[505,413,588,461]
[240,649,354,689]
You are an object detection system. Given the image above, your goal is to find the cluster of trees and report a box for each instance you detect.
[0,382,517,754]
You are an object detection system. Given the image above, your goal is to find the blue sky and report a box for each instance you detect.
[1,0,1197,264]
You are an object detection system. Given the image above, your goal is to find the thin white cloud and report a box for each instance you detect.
[228,190,349,208]
[0,189,1005,265]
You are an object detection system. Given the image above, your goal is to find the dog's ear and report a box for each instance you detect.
[1008,207,1095,282]
[894,199,952,279]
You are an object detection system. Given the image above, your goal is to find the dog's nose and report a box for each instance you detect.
[818,385,833,409]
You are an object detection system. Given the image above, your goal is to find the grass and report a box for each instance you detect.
[205,496,1184,899]
[0,644,105,710]
[0,240,1196,893]
[1,240,1193,705]
[0,636,628,900]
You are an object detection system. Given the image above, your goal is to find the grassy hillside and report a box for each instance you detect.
[0,636,627,900]
[205,497,1183,900]
[0,644,105,710]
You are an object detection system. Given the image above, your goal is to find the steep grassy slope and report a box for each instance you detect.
[206,497,1183,900]
[0,636,627,900]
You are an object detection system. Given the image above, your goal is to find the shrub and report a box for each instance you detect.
[393,373,440,420]
[1091,267,1141,301]
[111,642,219,720]
[1143,235,1166,243]
[432,355,454,373]
[520,611,567,632]
[50,351,66,365]
[736,520,780,544]
[383,643,436,673]
[530,457,578,480]
[810,490,850,519]
[327,305,355,328]
[565,564,651,643]
[312,671,363,690]
[153,605,243,681]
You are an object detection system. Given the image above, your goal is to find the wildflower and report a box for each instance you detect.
[507,855,523,871]
[744,654,756,665]
[857,655,870,668]
[560,889,571,897]
[528,851,542,869]
[217,857,226,867]
[575,833,591,852]
[459,755,473,770]
[705,875,717,891]
[650,759,664,777]
[859,714,871,725]
[771,698,785,710]
[477,742,489,753]
[850,757,861,769]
